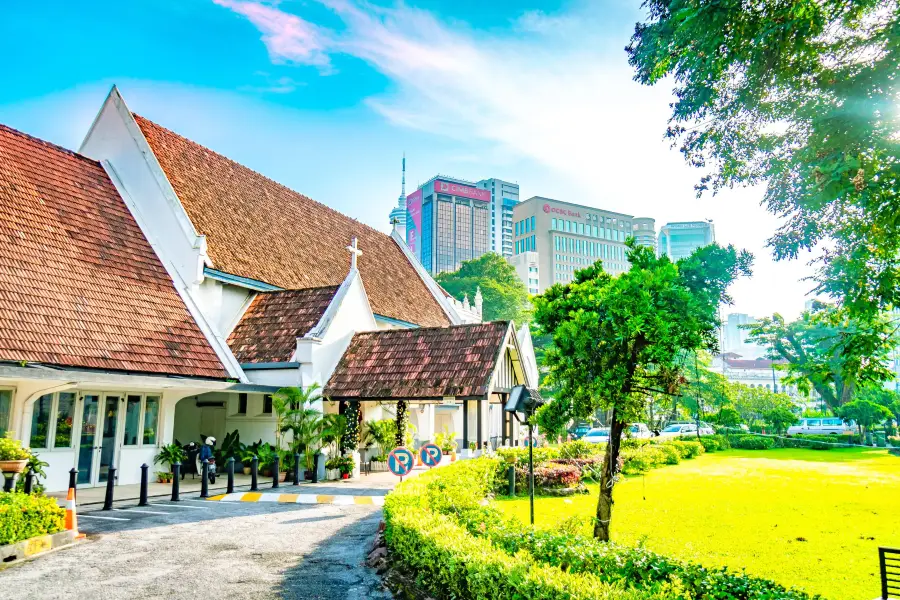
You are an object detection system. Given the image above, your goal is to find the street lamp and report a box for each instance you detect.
[505,384,544,525]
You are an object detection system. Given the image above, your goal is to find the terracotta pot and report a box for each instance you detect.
[278,471,288,482]
[0,460,27,474]
[243,467,251,475]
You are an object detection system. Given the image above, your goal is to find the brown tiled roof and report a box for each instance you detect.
[0,124,228,378]
[133,115,450,328]
[325,321,511,399]
[228,286,339,364]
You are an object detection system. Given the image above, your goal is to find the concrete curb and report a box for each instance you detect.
[206,492,386,505]
[0,530,77,568]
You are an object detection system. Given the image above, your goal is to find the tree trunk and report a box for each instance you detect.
[594,411,626,541]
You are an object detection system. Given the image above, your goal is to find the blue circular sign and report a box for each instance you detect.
[419,443,442,468]
[388,447,415,477]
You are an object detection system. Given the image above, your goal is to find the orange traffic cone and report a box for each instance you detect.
[64,487,84,539]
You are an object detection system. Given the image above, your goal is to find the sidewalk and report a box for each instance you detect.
[50,468,409,507]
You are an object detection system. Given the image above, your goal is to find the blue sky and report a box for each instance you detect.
[0,0,817,319]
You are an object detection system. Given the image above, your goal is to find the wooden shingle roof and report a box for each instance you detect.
[324,321,511,399]
[134,115,450,328]
[228,286,339,364]
[0,124,227,379]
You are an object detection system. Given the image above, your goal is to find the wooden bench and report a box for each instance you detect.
[882,547,900,600]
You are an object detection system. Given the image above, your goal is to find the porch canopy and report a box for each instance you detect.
[324,321,529,448]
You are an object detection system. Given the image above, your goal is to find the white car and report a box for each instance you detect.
[627,423,653,439]
[787,417,852,435]
[582,428,611,443]
[657,423,714,438]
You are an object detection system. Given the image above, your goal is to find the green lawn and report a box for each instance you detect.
[493,447,900,600]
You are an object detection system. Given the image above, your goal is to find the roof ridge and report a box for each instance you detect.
[0,122,100,166]
[354,320,508,336]
[132,114,390,241]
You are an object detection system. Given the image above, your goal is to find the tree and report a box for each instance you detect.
[628,2,899,318]
[745,304,896,410]
[764,406,798,434]
[838,399,892,438]
[395,400,408,447]
[727,383,795,429]
[274,384,324,452]
[857,386,900,435]
[534,241,751,541]
[436,253,531,323]
[714,406,743,428]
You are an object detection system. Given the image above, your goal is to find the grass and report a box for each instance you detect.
[493,447,900,600]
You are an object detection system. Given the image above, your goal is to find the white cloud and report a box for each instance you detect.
[212,0,819,319]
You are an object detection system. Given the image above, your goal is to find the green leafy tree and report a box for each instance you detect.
[714,406,743,428]
[857,386,900,435]
[340,401,361,454]
[628,1,899,317]
[395,400,408,447]
[436,252,531,323]
[745,304,896,409]
[764,406,798,434]
[727,383,796,429]
[838,399,893,438]
[534,241,751,541]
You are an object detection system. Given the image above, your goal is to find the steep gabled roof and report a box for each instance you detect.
[228,286,339,364]
[324,321,511,399]
[0,124,227,379]
[133,115,450,328]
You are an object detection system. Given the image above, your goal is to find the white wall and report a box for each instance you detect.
[194,279,253,338]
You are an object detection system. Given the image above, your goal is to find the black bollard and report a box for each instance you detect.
[250,456,259,491]
[311,453,319,484]
[24,470,34,494]
[68,468,78,494]
[271,455,280,489]
[139,464,149,506]
[226,457,235,494]
[507,464,516,496]
[102,464,116,511]
[200,459,209,498]
[2,474,14,492]
[293,453,301,486]
[171,463,181,501]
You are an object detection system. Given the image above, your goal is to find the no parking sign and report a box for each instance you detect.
[388,447,415,479]
[419,443,442,468]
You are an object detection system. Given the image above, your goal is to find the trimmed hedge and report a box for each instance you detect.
[0,492,66,546]
[728,435,776,450]
[516,463,582,490]
[384,458,820,600]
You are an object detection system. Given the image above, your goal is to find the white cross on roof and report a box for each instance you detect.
[346,237,362,270]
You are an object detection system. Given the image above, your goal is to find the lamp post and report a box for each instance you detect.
[504,384,544,526]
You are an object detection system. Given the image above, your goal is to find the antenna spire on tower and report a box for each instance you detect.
[401,152,406,199]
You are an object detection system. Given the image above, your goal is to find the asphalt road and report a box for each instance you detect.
[0,496,393,600]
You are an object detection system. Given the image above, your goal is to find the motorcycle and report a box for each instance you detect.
[197,436,217,485]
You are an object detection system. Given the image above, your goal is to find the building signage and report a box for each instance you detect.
[441,396,456,405]
[406,188,423,257]
[542,203,581,218]
[434,179,490,202]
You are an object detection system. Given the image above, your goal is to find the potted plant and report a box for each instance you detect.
[0,435,32,474]
[238,445,258,475]
[153,443,187,473]
[336,455,355,479]
[324,456,341,480]
[467,441,477,459]
[256,443,276,476]
[156,471,173,483]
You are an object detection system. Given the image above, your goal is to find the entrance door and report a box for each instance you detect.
[76,395,100,485]
[97,395,121,484]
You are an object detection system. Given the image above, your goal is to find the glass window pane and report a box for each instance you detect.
[143,397,159,445]
[124,395,141,446]
[263,395,273,414]
[0,389,11,438]
[54,392,76,448]
[30,394,52,449]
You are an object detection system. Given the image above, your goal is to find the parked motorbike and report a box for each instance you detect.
[198,437,217,484]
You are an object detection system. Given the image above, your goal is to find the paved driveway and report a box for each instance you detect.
[1,493,393,599]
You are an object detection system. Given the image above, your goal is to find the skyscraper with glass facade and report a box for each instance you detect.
[657,221,715,261]
[476,178,519,259]
[406,176,491,274]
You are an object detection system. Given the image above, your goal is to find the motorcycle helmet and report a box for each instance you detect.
[205,437,216,446]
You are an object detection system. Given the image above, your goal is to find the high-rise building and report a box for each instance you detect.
[508,251,540,296]
[406,176,491,274]
[477,178,519,259]
[722,312,766,358]
[657,221,715,261]
[631,217,657,252]
[511,196,652,292]
[388,154,407,231]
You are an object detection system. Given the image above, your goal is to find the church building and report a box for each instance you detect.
[0,86,538,492]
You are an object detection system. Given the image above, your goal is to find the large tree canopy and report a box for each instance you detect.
[745,303,896,409]
[628,1,899,316]
[435,252,531,323]
[534,241,751,540]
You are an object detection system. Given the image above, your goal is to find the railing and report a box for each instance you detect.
[882,547,900,600]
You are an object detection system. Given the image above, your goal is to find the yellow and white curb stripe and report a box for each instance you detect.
[206,492,385,506]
